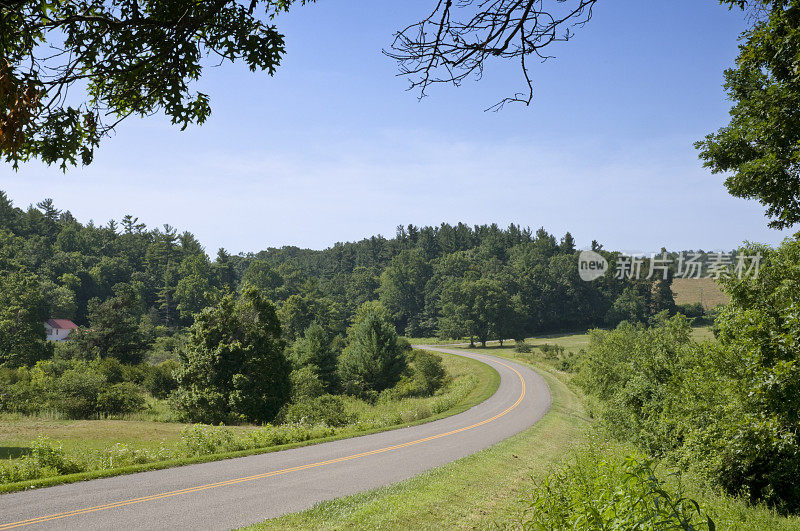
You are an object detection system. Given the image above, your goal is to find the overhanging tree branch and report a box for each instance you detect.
[385,0,597,111]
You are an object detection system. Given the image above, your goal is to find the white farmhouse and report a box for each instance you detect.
[44,319,79,341]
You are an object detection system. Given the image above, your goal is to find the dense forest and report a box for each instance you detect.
[0,189,683,360]
[0,188,703,427]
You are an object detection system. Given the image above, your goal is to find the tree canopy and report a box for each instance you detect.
[1,0,311,168]
[698,1,800,228]
[2,0,603,167]
[174,287,291,423]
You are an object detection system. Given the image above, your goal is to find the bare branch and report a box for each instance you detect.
[385,0,597,110]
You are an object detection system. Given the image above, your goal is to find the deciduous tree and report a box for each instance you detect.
[0,271,52,367]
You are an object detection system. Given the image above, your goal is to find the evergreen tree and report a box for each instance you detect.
[214,248,237,291]
[338,303,406,397]
[290,323,339,392]
[560,232,576,254]
[175,288,290,423]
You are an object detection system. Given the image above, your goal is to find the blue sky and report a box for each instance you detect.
[1,0,792,254]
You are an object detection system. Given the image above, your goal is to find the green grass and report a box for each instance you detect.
[411,326,712,353]
[0,351,499,494]
[0,419,227,457]
[249,339,799,530]
[691,325,717,342]
[403,336,468,345]
[247,356,590,529]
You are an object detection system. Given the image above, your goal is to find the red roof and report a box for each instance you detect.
[45,319,79,330]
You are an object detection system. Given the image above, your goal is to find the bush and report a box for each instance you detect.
[55,368,105,418]
[281,394,355,427]
[143,360,179,399]
[409,351,446,395]
[0,366,44,415]
[28,437,82,475]
[526,446,715,530]
[577,317,694,453]
[515,341,532,353]
[95,357,125,383]
[538,343,564,360]
[289,366,325,400]
[97,382,146,415]
[556,350,582,373]
[145,332,186,364]
[0,358,176,418]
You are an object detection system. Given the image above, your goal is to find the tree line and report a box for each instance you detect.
[0,190,690,370]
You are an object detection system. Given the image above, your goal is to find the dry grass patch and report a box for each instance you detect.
[672,278,729,309]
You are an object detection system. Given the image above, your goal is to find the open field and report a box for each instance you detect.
[410,325,713,353]
[0,351,498,493]
[672,277,729,309]
[0,420,203,459]
[252,337,798,530]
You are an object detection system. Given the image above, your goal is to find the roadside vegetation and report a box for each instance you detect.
[252,235,800,528]
[254,325,800,530]
[0,350,497,491]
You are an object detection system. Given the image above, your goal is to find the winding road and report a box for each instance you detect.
[0,347,551,530]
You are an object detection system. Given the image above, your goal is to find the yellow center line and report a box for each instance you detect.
[0,357,526,530]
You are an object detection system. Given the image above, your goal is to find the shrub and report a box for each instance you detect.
[538,343,564,360]
[396,336,413,353]
[28,437,82,475]
[289,366,325,401]
[577,317,693,453]
[97,382,146,415]
[181,424,241,457]
[282,395,355,427]
[515,341,532,353]
[556,350,582,373]
[145,333,185,364]
[55,368,105,418]
[95,357,125,383]
[143,360,179,399]
[526,446,715,530]
[0,366,44,415]
[409,351,446,395]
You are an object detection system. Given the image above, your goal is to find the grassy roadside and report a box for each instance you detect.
[0,351,499,495]
[250,342,800,530]
[247,357,591,529]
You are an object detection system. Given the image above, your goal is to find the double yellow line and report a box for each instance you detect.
[0,358,525,529]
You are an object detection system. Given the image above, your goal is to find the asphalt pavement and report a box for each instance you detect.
[0,347,551,530]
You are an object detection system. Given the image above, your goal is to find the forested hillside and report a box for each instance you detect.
[0,190,682,360]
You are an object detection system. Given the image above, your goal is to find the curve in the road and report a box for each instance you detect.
[0,347,551,530]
